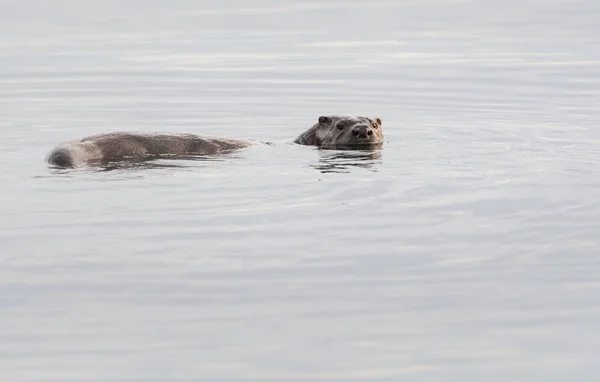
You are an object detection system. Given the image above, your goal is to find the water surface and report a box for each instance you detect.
[1,0,600,381]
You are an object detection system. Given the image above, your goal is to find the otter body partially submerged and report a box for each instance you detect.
[46,115,384,168]
[294,115,383,149]
[47,132,251,168]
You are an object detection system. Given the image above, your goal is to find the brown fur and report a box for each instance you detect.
[47,132,251,168]
[294,115,383,149]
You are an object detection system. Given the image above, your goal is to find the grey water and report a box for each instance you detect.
[1,0,600,380]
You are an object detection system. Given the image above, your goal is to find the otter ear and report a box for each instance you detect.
[318,116,332,125]
[373,117,382,126]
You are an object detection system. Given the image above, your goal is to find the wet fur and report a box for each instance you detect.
[47,132,250,168]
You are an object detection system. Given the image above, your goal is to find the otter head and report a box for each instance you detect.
[313,115,383,149]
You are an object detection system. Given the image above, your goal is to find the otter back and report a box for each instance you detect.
[47,132,251,168]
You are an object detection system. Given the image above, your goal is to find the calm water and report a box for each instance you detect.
[1,1,600,381]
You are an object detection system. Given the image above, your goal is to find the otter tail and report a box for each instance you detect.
[47,147,75,168]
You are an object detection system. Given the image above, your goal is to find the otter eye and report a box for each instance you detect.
[372,123,378,129]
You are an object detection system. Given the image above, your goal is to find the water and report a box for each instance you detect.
[1,0,600,380]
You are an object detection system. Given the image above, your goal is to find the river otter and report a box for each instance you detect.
[294,115,383,148]
[46,115,383,168]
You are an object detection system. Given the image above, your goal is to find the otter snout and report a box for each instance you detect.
[351,125,373,139]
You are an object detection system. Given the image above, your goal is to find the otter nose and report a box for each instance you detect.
[352,125,372,139]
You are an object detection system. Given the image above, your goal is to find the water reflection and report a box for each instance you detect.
[45,153,232,173]
[312,148,383,174]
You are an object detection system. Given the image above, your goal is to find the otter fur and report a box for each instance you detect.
[46,115,383,168]
[47,132,250,168]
